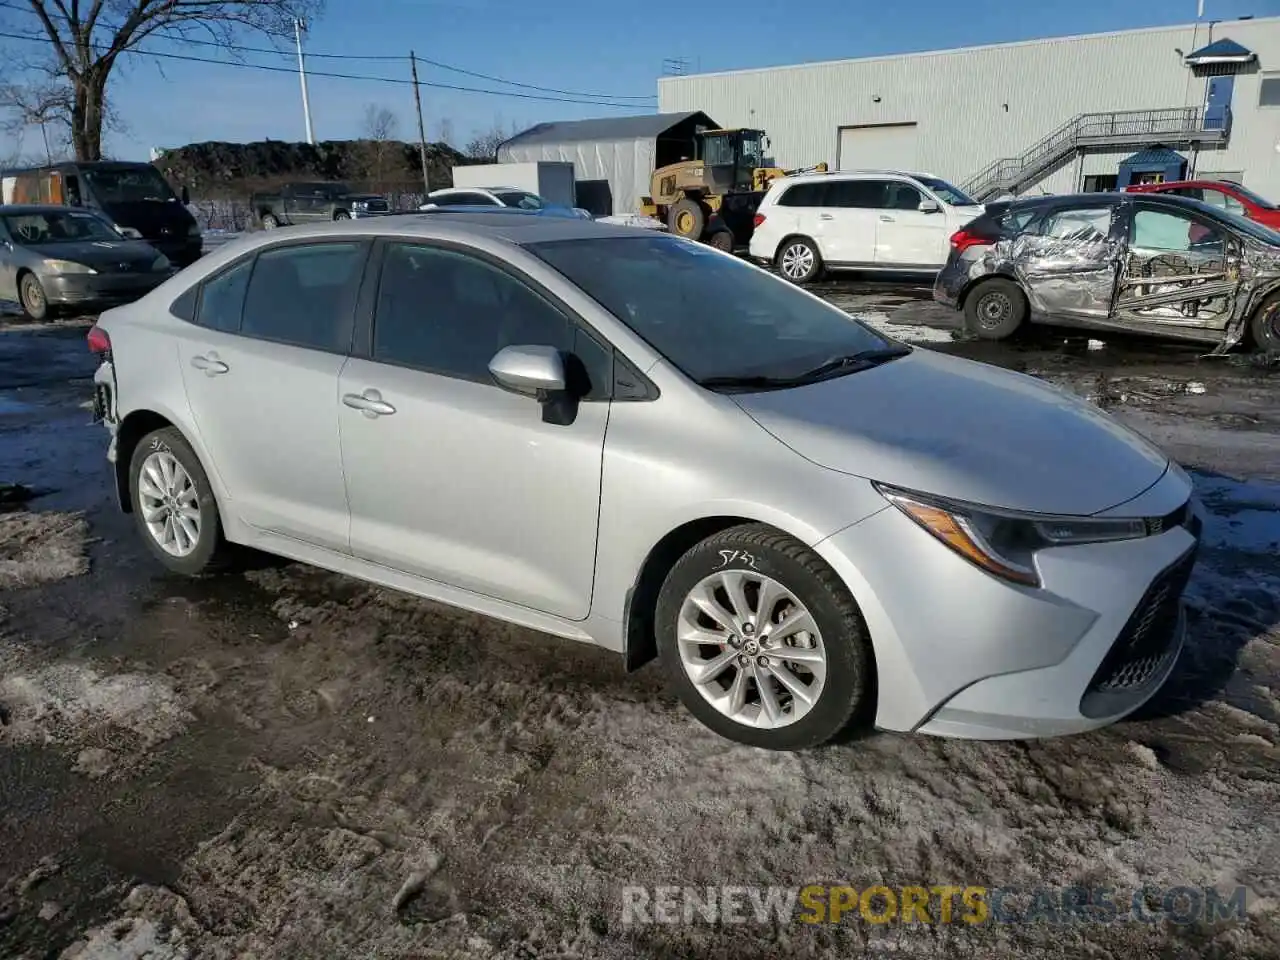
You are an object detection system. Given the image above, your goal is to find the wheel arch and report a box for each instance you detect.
[956,270,1026,310]
[114,409,228,524]
[773,233,819,264]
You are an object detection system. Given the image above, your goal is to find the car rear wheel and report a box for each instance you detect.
[707,229,734,253]
[1249,292,1280,353]
[965,278,1027,340]
[655,523,873,750]
[776,237,823,284]
[19,272,48,321]
[260,213,279,229]
[130,427,234,576]
[334,210,351,221]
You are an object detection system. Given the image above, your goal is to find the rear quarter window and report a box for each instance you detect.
[776,183,826,207]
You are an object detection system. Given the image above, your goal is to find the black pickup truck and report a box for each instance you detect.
[250,181,391,228]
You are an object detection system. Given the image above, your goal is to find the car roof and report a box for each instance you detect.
[236,210,652,247]
[0,204,100,215]
[774,169,940,186]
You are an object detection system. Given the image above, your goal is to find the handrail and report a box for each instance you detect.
[963,107,1222,201]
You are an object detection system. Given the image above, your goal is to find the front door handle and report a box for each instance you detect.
[190,353,229,376]
[817,213,834,221]
[343,389,396,418]
[879,215,896,223]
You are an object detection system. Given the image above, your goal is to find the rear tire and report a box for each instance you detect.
[1249,292,1280,353]
[964,278,1027,340]
[668,198,706,239]
[260,213,280,229]
[775,237,823,284]
[334,210,351,221]
[130,427,235,576]
[19,272,48,321]
[655,523,873,750]
[706,229,734,253]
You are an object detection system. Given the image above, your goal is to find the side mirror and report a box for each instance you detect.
[488,345,566,398]
[181,185,190,205]
[918,199,941,214]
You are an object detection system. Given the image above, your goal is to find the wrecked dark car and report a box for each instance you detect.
[934,192,1280,353]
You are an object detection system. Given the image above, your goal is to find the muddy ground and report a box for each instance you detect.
[1,287,1278,960]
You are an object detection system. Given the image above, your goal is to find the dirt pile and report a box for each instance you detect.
[153,140,472,199]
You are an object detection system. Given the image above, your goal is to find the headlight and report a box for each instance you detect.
[352,200,368,209]
[114,225,143,239]
[187,222,201,237]
[151,254,172,272]
[43,259,97,275]
[876,484,1147,587]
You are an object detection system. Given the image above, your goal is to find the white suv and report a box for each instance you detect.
[749,171,986,283]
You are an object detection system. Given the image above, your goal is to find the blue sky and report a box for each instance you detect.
[3,0,1278,160]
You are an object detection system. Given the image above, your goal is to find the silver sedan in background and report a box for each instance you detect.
[89,213,1204,750]
[0,205,174,320]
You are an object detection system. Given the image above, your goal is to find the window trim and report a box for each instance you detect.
[352,236,645,401]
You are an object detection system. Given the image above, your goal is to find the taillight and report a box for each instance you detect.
[87,325,111,354]
[752,213,766,228]
[950,228,993,253]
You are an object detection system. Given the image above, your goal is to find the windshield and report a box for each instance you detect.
[1178,196,1280,245]
[3,210,120,244]
[83,165,177,203]
[529,235,895,386]
[495,190,546,210]
[916,176,977,207]
[1220,181,1277,211]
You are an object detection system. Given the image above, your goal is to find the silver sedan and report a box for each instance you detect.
[89,211,1203,749]
[0,205,174,320]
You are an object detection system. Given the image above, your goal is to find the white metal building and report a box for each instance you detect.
[657,16,1280,201]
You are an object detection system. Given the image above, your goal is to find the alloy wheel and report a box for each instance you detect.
[780,243,815,280]
[676,570,827,729]
[138,450,201,558]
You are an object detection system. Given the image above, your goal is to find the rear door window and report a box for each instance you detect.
[239,242,365,352]
[824,180,883,208]
[1036,206,1115,243]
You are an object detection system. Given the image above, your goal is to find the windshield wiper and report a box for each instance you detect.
[698,346,911,391]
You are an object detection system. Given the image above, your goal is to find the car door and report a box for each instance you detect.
[338,239,609,620]
[0,220,18,301]
[1014,202,1123,321]
[1113,202,1238,332]
[872,180,949,269]
[814,179,879,265]
[175,239,369,551]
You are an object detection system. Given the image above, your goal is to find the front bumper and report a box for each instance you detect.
[814,471,1202,739]
[148,236,203,267]
[45,271,170,306]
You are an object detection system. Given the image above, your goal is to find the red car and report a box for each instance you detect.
[1124,180,1280,230]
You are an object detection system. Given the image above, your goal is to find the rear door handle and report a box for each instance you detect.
[879,215,896,223]
[190,353,229,376]
[817,213,835,221]
[343,389,396,418]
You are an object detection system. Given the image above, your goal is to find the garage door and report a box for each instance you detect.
[838,124,919,172]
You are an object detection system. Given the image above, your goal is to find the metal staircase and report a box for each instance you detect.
[961,107,1229,202]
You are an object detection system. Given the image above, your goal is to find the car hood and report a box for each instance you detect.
[343,193,385,202]
[950,203,986,221]
[731,349,1169,516]
[25,239,162,268]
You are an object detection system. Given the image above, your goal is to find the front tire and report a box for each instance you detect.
[1249,292,1280,353]
[964,278,1027,340]
[668,198,706,239]
[130,427,234,576]
[655,524,873,750]
[776,237,823,284]
[19,272,48,321]
[333,210,351,221]
[260,213,280,229]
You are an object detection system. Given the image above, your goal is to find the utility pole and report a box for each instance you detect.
[410,52,430,196]
[295,18,316,145]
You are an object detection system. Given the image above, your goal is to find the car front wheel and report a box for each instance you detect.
[1249,292,1280,353]
[655,524,873,750]
[19,273,48,321]
[130,427,234,575]
[776,237,823,284]
[260,213,279,229]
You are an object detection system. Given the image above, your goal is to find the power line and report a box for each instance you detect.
[0,0,655,100]
[0,29,652,107]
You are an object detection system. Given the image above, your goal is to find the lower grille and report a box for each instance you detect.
[1083,548,1196,704]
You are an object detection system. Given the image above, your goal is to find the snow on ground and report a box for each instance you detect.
[852,310,958,344]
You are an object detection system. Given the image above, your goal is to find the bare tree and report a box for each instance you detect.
[433,116,454,148]
[12,0,322,161]
[358,102,398,192]
[0,74,74,162]
[464,117,520,161]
